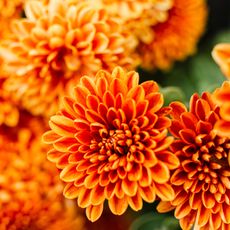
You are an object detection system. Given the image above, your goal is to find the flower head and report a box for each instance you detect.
[43,66,179,222]
[1,0,138,117]
[139,0,207,70]
[212,44,230,79]
[89,0,173,45]
[0,115,85,230]
[157,92,230,230]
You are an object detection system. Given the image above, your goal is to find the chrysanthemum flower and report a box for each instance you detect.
[138,0,207,70]
[43,66,179,222]
[157,92,230,230]
[89,0,173,45]
[0,117,85,230]
[212,44,230,79]
[0,0,138,117]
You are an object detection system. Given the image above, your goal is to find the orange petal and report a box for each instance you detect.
[157,150,180,170]
[220,203,230,223]
[181,112,198,130]
[63,183,79,199]
[80,76,97,95]
[139,166,152,187]
[151,161,170,184]
[42,130,60,143]
[49,115,76,137]
[74,85,89,106]
[90,185,105,206]
[202,191,215,209]
[215,120,230,137]
[110,78,128,96]
[141,81,159,95]
[77,187,91,208]
[122,98,136,122]
[139,185,156,203]
[127,85,145,102]
[157,201,174,213]
[60,165,78,182]
[84,173,99,189]
[146,92,163,113]
[179,129,196,144]
[128,192,143,211]
[108,195,128,215]
[86,204,104,222]
[170,101,187,120]
[121,178,138,196]
[155,183,175,201]
[195,98,211,121]
[197,205,211,226]
[175,200,191,219]
[47,148,64,163]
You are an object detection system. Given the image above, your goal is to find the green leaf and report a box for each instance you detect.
[160,86,186,106]
[129,213,180,230]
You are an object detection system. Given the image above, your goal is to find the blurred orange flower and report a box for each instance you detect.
[0,115,85,230]
[0,0,138,117]
[0,0,25,38]
[43,66,179,222]
[157,92,230,230]
[139,0,207,70]
[212,44,230,79]
[90,0,173,45]
[213,81,230,138]
[0,79,19,127]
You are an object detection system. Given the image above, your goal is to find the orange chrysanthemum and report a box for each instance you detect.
[157,92,230,230]
[89,0,173,45]
[0,116,85,230]
[212,44,230,79]
[43,66,179,222]
[213,81,230,138]
[0,0,138,117]
[139,0,207,70]
[0,0,24,38]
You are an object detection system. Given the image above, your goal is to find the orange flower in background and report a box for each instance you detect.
[43,66,179,222]
[0,0,25,38]
[0,79,19,127]
[0,0,138,117]
[157,93,230,230]
[213,78,230,173]
[89,0,173,45]
[0,115,85,230]
[213,81,230,139]
[212,44,230,79]
[139,0,207,70]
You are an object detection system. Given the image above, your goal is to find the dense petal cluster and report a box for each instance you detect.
[0,0,25,38]
[0,0,138,117]
[212,44,230,79]
[138,0,207,70]
[0,79,19,127]
[90,0,173,44]
[157,93,230,230]
[43,67,179,222]
[0,115,85,230]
